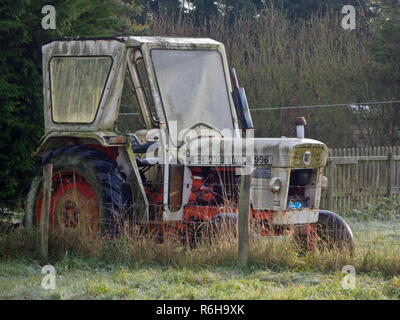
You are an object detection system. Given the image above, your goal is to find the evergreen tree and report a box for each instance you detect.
[0,0,141,203]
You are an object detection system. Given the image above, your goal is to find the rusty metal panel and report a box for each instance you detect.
[272,209,319,225]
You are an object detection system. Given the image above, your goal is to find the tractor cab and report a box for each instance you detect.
[39,37,238,138]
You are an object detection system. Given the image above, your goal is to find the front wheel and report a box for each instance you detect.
[294,211,354,252]
[316,210,354,251]
[184,213,238,248]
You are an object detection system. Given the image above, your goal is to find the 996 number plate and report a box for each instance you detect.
[254,155,272,164]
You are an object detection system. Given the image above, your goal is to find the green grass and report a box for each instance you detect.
[1,219,400,300]
[1,259,399,300]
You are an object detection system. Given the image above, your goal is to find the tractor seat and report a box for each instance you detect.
[127,134,161,167]
[127,133,156,154]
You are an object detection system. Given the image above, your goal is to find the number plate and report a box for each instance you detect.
[254,155,273,165]
[186,154,273,166]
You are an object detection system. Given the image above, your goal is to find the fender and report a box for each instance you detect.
[317,210,354,250]
[31,131,127,158]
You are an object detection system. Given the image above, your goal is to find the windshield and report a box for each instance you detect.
[151,49,234,143]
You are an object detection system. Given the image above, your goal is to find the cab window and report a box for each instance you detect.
[117,67,146,133]
[135,56,158,124]
[50,56,112,123]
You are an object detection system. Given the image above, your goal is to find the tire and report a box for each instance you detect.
[209,213,237,237]
[24,145,131,235]
[316,210,354,251]
[188,213,237,247]
[293,224,318,252]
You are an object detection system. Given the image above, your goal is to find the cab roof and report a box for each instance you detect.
[46,36,222,48]
[125,36,221,47]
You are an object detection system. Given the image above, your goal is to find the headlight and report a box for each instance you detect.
[269,177,281,193]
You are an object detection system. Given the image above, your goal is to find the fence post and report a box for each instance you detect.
[40,163,52,261]
[387,151,394,197]
[327,161,335,211]
[238,173,251,265]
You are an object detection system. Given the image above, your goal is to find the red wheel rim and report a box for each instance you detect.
[35,171,100,233]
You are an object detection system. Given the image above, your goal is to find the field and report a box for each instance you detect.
[1,218,400,300]
[1,259,398,300]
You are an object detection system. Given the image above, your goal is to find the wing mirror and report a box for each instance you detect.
[230,68,254,130]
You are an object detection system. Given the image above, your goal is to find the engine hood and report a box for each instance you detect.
[177,136,328,168]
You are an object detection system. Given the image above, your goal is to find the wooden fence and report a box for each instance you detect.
[320,146,400,214]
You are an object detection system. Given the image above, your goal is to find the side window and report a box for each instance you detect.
[135,57,158,124]
[50,56,112,123]
[117,68,146,134]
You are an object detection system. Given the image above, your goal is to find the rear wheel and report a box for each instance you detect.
[25,146,131,235]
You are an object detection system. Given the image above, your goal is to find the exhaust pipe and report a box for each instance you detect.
[295,117,307,139]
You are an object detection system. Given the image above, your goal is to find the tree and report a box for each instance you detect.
[266,0,368,20]
[367,0,400,145]
[370,0,400,83]
[214,0,265,17]
[0,0,141,203]
[143,0,266,21]
[146,0,182,15]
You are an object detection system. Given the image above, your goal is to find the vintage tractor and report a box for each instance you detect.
[24,36,353,250]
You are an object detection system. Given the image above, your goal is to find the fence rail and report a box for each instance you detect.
[320,146,400,214]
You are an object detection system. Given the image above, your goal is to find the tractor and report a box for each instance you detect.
[24,36,353,249]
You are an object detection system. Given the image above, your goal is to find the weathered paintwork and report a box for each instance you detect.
[42,39,126,134]
[178,136,327,220]
[38,36,329,226]
[180,136,327,167]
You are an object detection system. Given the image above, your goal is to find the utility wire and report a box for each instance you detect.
[250,100,400,111]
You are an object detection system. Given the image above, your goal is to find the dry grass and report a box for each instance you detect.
[1,218,400,299]
[1,219,399,277]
